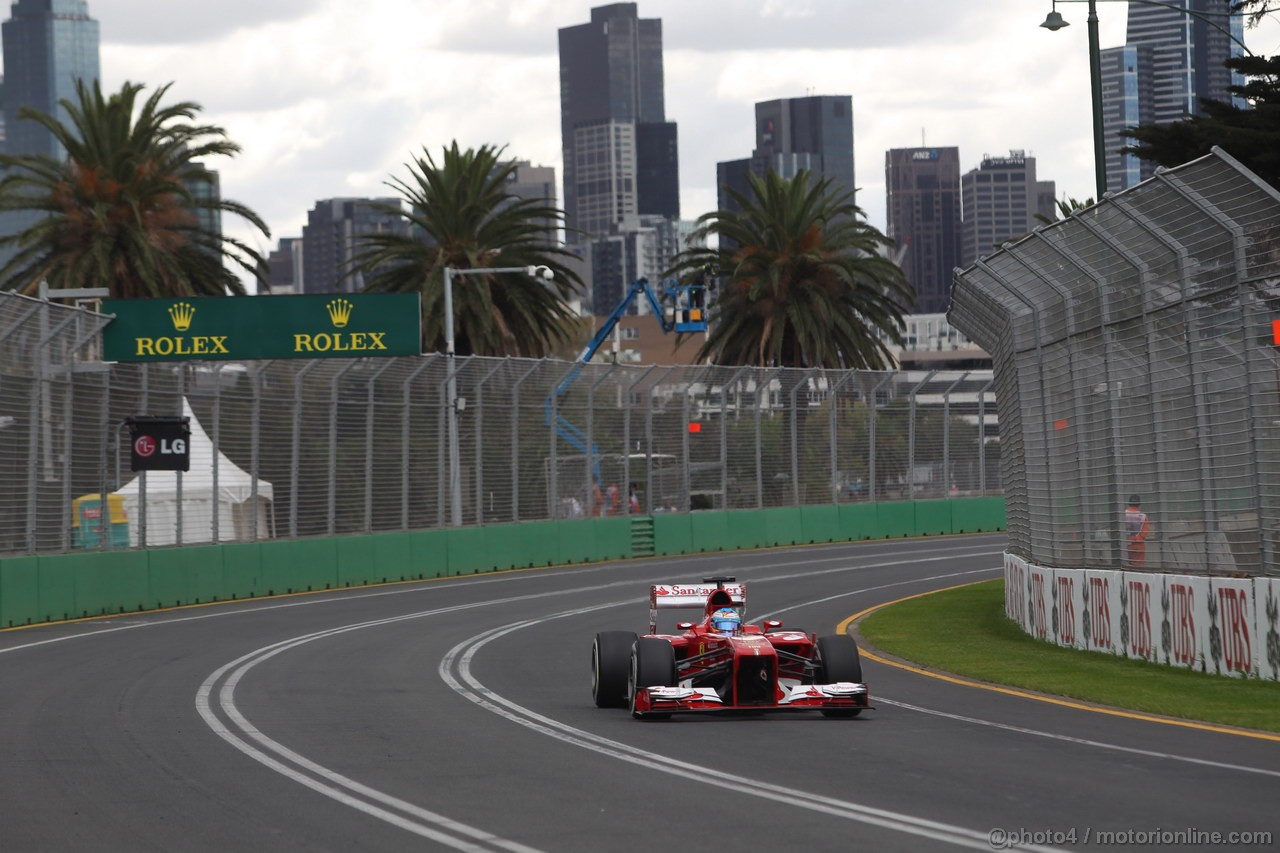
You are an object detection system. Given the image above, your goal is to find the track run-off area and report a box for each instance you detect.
[1,534,1275,852]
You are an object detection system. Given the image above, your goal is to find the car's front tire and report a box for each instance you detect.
[815,633,864,718]
[592,631,637,708]
[629,637,677,720]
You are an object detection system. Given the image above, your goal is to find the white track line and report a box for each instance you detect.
[438,580,1062,852]
[874,698,1280,779]
[193,548,1275,848]
[197,603,546,852]
[190,554,1007,850]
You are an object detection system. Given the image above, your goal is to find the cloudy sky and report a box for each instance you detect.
[86,0,1280,276]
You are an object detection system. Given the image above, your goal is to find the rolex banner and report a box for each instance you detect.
[101,294,422,362]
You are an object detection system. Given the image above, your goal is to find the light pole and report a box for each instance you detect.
[442,264,554,526]
[1041,0,1251,201]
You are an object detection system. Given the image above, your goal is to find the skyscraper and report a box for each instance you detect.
[1101,0,1245,192]
[1100,44,1156,193]
[558,3,678,249]
[265,237,303,295]
[0,0,99,267]
[589,214,700,318]
[960,151,1056,268]
[716,95,854,215]
[2,0,99,158]
[885,147,961,315]
[300,198,409,294]
[500,159,558,245]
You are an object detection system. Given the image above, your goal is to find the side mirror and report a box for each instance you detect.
[676,621,694,631]
[763,619,783,631]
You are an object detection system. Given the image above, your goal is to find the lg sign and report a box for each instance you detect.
[127,416,190,472]
[133,434,185,458]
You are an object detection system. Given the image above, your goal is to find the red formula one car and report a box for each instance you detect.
[591,576,873,719]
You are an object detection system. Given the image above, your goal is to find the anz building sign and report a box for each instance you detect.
[102,293,421,362]
[911,149,939,161]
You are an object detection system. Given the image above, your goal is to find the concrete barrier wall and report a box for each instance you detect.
[0,498,1005,628]
[1004,552,1280,680]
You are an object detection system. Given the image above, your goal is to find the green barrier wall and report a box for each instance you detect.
[652,513,692,555]
[0,498,1004,628]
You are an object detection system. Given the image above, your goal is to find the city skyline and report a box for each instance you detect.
[55,2,1280,288]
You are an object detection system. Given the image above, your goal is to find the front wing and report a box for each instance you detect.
[633,682,873,715]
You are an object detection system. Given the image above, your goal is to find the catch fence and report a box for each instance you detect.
[0,289,998,555]
[951,147,1280,577]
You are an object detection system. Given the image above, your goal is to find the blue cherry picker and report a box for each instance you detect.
[544,271,709,514]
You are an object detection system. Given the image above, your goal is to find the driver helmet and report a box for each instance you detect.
[710,607,741,633]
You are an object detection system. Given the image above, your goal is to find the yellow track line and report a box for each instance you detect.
[840,582,1280,743]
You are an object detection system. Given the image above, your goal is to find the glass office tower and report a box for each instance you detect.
[558,4,677,248]
[0,1,100,269]
[1102,0,1245,191]
[886,147,961,315]
[2,0,100,158]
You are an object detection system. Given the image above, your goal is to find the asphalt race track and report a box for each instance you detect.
[1,534,1276,852]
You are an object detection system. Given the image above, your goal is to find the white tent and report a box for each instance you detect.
[115,398,275,546]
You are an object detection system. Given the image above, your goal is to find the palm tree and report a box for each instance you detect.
[0,80,268,297]
[352,142,583,357]
[1035,196,1097,226]
[669,169,913,369]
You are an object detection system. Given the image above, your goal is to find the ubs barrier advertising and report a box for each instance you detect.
[101,293,422,361]
[1004,553,1280,680]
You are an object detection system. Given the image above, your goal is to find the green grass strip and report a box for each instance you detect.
[859,579,1280,733]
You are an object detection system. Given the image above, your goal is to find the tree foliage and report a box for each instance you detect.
[353,142,582,357]
[669,170,913,369]
[1035,196,1097,226]
[1121,54,1280,189]
[1232,1,1278,28]
[0,80,268,297]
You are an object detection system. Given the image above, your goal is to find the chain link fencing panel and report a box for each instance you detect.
[952,148,1280,577]
[1,293,999,556]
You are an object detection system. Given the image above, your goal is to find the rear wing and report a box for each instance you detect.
[649,580,746,634]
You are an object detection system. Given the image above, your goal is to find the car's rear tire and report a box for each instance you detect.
[629,637,677,720]
[815,634,864,718]
[592,631,636,708]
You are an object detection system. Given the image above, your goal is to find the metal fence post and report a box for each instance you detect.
[436,356,473,527]
[548,362,579,520]
[623,365,655,514]
[868,373,894,503]
[587,362,619,517]
[940,373,965,497]
[646,367,675,514]
[511,360,542,523]
[290,362,318,538]
[722,366,749,510]
[139,364,153,547]
[25,337,41,551]
[59,362,73,551]
[755,368,765,509]
[98,368,113,550]
[175,366,185,546]
[827,371,856,505]
[680,370,691,512]
[328,363,359,535]
[364,360,394,533]
[791,369,817,507]
[473,358,507,525]
[209,365,221,543]
[400,358,432,531]
[976,376,994,495]
[906,372,935,500]
[250,362,267,539]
